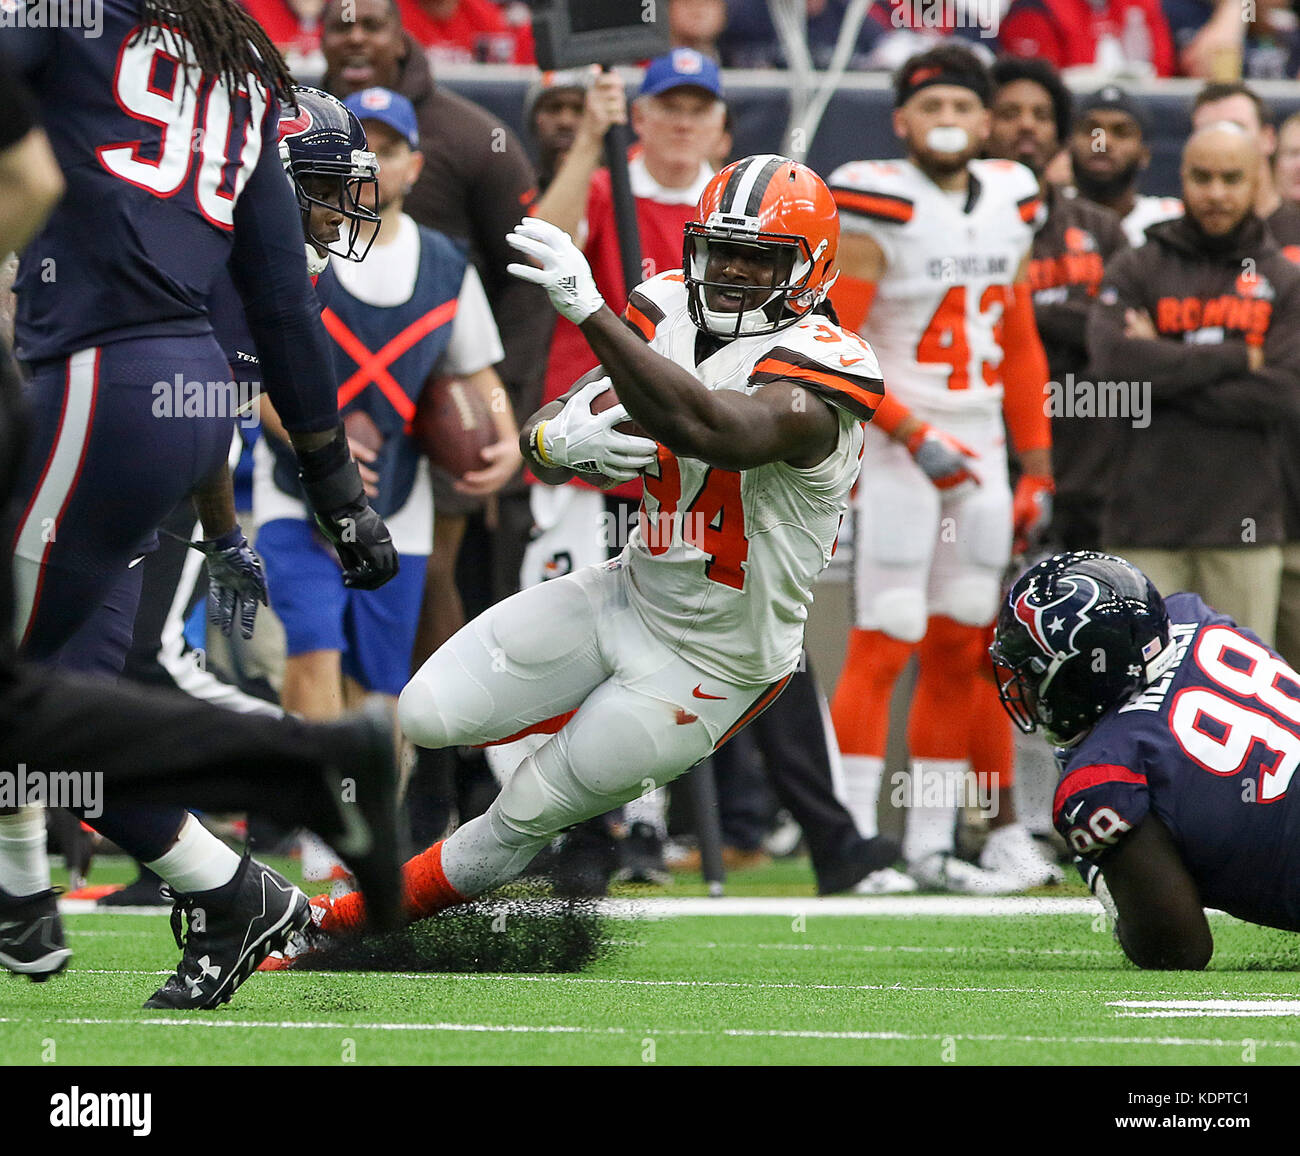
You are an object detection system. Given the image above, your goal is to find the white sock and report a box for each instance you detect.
[299,831,346,882]
[840,754,884,839]
[0,806,52,897]
[901,758,966,865]
[145,814,241,895]
[623,786,667,837]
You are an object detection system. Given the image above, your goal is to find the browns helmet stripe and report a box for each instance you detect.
[719,153,786,218]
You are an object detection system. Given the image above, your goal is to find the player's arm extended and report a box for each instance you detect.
[1096,814,1213,970]
[580,306,840,471]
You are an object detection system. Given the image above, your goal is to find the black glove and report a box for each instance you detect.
[297,426,399,590]
[200,525,268,640]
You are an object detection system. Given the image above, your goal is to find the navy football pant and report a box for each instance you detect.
[11,336,237,860]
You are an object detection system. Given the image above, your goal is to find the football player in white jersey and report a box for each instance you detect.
[826,45,1055,895]
[262,155,900,954]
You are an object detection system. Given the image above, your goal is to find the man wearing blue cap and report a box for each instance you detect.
[253,88,520,885]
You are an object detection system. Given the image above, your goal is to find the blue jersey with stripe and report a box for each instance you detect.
[1055,593,1300,931]
[268,225,467,518]
[3,1,339,432]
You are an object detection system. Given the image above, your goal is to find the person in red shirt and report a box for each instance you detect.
[521,47,725,589]
[396,0,534,64]
[999,0,1177,78]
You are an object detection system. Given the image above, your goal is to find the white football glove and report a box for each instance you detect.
[506,216,605,324]
[537,378,658,482]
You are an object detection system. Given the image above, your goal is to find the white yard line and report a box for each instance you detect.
[1110,999,1300,1018]
[0,1015,1292,1049]
[60,968,1300,1002]
[60,896,1107,918]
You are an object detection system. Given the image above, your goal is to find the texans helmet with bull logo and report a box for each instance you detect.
[990,552,1174,745]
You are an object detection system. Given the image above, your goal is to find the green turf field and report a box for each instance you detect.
[4,856,1300,1066]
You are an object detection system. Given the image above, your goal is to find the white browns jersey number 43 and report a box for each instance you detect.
[618,271,882,686]
[828,157,1042,418]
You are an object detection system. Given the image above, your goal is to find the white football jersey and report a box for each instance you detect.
[616,271,881,685]
[828,157,1042,418]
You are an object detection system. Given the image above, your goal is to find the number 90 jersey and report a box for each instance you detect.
[1055,593,1300,933]
[6,0,274,364]
[620,271,883,686]
[827,158,1042,420]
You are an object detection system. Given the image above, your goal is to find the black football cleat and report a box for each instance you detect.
[815,834,903,896]
[614,822,672,886]
[314,699,403,933]
[144,853,309,1010]
[0,887,72,981]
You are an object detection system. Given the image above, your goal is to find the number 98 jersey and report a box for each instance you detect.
[620,271,883,686]
[5,1,276,364]
[1055,593,1300,932]
[827,157,1041,421]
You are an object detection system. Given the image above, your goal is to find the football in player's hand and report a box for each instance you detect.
[588,381,647,440]
[412,374,497,478]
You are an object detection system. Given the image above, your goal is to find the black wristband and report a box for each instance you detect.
[297,427,364,514]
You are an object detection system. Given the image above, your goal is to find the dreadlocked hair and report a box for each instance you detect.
[133,0,297,106]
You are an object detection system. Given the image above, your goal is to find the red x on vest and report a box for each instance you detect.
[321,299,458,428]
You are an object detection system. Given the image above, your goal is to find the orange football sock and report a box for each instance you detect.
[318,840,466,935]
[908,617,986,760]
[830,628,916,758]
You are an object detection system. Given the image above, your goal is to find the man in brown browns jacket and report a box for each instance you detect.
[987,57,1128,552]
[1087,122,1300,645]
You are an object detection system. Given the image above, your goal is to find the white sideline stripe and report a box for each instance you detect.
[0,1016,1294,1048]
[61,896,1106,918]
[69,969,1300,1002]
[1111,999,1300,1018]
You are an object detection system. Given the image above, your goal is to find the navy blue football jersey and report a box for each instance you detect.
[3,2,338,432]
[1055,593,1300,932]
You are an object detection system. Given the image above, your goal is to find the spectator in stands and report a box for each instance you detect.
[1068,85,1183,245]
[1191,82,1300,244]
[321,0,547,838]
[1276,111,1300,207]
[395,0,534,64]
[999,0,1176,78]
[988,58,1128,552]
[524,48,722,598]
[718,0,889,69]
[671,0,727,58]
[1165,0,1300,80]
[525,68,591,191]
[241,0,326,76]
[1087,122,1300,645]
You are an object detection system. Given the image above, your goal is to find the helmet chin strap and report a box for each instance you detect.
[305,242,329,275]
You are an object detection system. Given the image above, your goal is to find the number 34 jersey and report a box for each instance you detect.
[1055,593,1300,932]
[827,157,1041,420]
[620,271,883,687]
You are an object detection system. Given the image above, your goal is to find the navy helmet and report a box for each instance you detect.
[277,86,380,270]
[989,551,1174,746]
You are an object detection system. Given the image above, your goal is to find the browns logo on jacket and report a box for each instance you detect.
[1086,213,1300,551]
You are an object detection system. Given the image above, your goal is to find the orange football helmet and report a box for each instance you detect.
[683,154,840,339]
